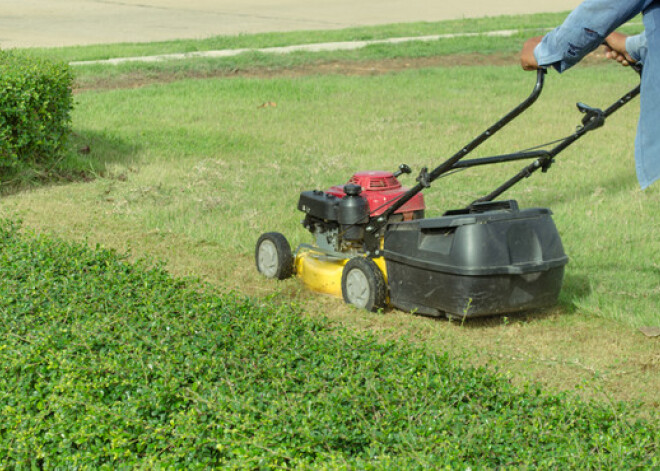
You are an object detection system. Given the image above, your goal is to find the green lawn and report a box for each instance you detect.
[2,12,658,419]
[45,65,660,327]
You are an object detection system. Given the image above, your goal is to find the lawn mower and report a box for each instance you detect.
[256,68,641,319]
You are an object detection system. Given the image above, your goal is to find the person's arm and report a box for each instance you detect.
[522,0,646,72]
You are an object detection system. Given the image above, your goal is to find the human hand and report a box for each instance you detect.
[604,31,635,66]
[520,36,543,70]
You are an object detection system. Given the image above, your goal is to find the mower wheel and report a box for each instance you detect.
[255,232,294,280]
[341,257,387,312]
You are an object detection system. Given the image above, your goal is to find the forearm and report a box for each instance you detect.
[534,0,646,72]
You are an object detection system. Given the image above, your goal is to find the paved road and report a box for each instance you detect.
[1,0,581,49]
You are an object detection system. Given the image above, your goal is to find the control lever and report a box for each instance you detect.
[577,102,605,131]
[393,164,412,178]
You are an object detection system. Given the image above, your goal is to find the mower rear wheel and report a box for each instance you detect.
[341,257,387,312]
[255,232,294,280]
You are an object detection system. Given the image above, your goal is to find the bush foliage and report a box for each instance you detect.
[0,51,73,170]
[0,219,657,468]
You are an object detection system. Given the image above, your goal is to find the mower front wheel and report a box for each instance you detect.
[255,232,294,280]
[341,257,387,312]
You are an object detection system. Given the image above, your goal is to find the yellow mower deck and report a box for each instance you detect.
[295,248,387,299]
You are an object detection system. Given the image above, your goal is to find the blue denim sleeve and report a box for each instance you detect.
[534,0,647,72]
[626,32,647,62]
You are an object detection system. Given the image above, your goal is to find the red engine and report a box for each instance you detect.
[326,171,425,220]
[297,167,425,252]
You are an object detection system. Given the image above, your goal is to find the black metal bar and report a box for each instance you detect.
[367,69,547,234]
[603,83,641,118]
[472,160,542,204]
[452,150,552,169]
[427,69,546,182]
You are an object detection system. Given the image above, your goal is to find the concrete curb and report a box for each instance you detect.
[70,29,523,66]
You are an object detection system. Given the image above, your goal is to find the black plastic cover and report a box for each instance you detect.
[383,202,568,318]
[298,190,340,221]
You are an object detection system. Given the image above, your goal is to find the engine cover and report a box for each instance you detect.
[327,171,425,217]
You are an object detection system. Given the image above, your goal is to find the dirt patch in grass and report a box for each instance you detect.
[73,49,617,93]
[74,52,519,92]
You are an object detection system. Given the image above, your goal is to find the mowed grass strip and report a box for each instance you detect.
[0,220,657,468]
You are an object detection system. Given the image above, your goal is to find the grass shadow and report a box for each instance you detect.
[558,272,593,313]
[70,128,141,168]
[410,305,558,328]
[445,309,560,330]
[0,129,140,196]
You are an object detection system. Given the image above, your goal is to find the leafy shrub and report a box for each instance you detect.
[0,219,657,468]
[0,51,73,171]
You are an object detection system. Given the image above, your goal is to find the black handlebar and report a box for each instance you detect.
[367,69,546,234]
[365,65,642,243]
[472,67,641,205]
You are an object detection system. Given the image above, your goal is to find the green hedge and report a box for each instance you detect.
[0,219,657,468]
[0,51,73,170]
